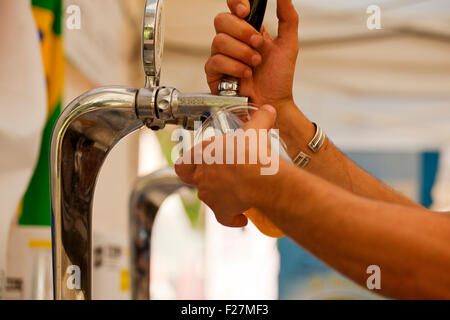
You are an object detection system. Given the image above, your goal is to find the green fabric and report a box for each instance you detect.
[156,130,176,166]
[156,129,203,229]
[181,191,204,230]
[31,0,63,35]
[19,105,61,226]
[19,0,63,226]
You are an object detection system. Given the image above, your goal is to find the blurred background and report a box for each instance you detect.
[1,0,449,300]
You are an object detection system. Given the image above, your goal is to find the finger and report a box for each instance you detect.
[216,213,249,228]
[212,33,262,67]
[242,105,277,130]
[276,0,299,43]
[175,137,218,185]
[205,53,253,80]
[230,214,249,227]
[214,12,264,49]
[196,191,248,228]
[227,0,250,18]
[174,155,197,186]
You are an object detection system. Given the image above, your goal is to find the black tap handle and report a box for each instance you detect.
[246,0,268,31]
[218,0,268,96]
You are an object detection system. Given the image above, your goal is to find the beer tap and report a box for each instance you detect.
[50,0,246,300]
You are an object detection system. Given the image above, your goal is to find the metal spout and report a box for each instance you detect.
[129,167,194,300]
[50,86,144,300]
[136,88,248,130]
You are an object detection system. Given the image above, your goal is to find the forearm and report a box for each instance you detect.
[246,162,450,299]
[275,101,421,208]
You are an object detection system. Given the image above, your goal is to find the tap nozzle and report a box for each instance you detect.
[136,87,248,131]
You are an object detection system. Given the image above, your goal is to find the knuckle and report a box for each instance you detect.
[241,24,258,43]
[234,64,244,76]
[205,57,217,74]
[241,28,254,43]
[210,54,222,68]
[214,12,227,29]
[212,33,227,49]
[215,214,227,227]
[239,65,250,77]
[243,47,256,62]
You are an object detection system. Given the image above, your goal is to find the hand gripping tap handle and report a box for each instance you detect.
[218,0,268,96]
[217,1,285,238]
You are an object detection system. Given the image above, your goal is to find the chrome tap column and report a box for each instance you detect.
[129,168,194,300]
[50,87,244,300]
[50,87,144,300]
[50,0,247,300]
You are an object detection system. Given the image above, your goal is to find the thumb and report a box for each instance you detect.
[227,0,250,18]
[276,0,299,44]
[242,105,277,130]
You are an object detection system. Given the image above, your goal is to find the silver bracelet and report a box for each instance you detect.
[293,152,311,168]
[308,123,326,153]
[293,123,326,168]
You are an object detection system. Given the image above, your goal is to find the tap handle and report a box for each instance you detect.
[245,0,268,31]
[218,0,268,96]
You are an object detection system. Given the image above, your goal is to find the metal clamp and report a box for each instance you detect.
[218,78,239,96]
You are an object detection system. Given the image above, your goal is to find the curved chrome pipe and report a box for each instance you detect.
[50,87,144,300]
[129,167,194,300]
[50,86,245,300]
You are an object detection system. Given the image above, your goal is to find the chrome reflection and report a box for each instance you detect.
[51,87,144,300]
[129,167,195,300]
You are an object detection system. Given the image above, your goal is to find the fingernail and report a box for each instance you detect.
[250,34,263,48]
[236,4,248,18]
[244,69,252,78]
[262,105,276,115]
[251,54,261,66]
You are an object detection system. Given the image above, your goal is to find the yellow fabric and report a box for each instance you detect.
[31,7,64,115]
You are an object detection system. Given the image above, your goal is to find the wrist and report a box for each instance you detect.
[234,163,267,208]
[246,160,296,216]
[269,96,296,111]
[274,101,316,160]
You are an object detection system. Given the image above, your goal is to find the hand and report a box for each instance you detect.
[175,105,278,228]
[205,0,300,109]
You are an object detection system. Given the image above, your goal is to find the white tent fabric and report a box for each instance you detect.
[0,0,47,298]
[162,0,450,149]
